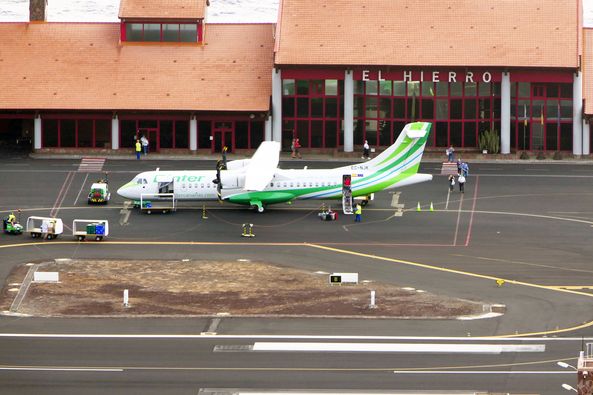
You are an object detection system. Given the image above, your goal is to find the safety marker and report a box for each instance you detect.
[201,204,208,219]
[430,202,434,212]
[416,202,421,212]
[496,279,505,287]
[241,223,255,238]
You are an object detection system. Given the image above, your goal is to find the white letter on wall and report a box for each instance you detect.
[403,70,412,82]
[465,72,474,83]
[448,72,456,82]
[482,72,492,83]
[362,70,370,81]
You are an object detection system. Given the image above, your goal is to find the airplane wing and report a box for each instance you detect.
[243,141,281,191]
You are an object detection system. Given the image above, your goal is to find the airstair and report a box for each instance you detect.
[342,174,353,214]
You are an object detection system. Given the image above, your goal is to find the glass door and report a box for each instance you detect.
[212,122,234,153]
[137,127,159,152]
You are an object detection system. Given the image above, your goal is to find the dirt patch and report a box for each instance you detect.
[1,259,490,318]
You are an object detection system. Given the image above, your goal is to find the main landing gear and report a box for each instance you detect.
[250,200,265,213]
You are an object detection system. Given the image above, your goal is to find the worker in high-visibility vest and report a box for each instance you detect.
[135,140,142,160]
[354,203,362,222]
[7,212,16,225]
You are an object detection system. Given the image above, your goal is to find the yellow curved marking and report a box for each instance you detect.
[305,243,593,338]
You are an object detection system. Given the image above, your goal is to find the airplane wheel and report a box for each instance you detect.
[360,199,369,207]
[78,236,85,241]
[257,206,265,213]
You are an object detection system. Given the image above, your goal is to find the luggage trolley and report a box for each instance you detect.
[72,219,109,241]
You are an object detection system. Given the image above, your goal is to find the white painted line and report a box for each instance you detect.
[0,367,123,372]
[0,334,586,342]
[223,392,478,395]
[73,173,89,206]
[393,370,572,375]
[251,342,545,354]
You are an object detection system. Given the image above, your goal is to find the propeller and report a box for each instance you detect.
[212,147,228,202]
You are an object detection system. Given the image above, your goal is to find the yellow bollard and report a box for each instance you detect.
[430,202,434,212]
[416,202,421,212]
[496,279,505,287]
[201,204,208,219]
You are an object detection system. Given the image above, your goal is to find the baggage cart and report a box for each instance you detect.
[26,216,63,240]
[140,193,175,214]
[72,219,109,241]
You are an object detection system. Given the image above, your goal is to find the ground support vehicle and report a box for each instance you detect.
[72,219,109,241]
[26,216,63,239]
[2,218,23,235]
[88,179,110,204]
[140,193,176,214]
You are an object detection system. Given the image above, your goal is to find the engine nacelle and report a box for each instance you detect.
[226,159,251,171]
[220,170,246,189]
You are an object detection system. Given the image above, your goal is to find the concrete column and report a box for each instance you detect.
[34,114,41,150]
[573,71,583,155]
[264,115,272,141]
[583,119,590,156]
[343,69,354,152]
[190,116,197,151]
[111,115,119,150]
[500,72,511,155]
[271,68,282,142]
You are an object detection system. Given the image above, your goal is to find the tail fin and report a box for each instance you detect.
[365,122,431,175]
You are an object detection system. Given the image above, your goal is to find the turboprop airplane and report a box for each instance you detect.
[117,122,433,213]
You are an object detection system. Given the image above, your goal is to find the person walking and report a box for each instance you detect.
[362,140,370,160]
[461,161,469,177]
[458,174,466,193]
[135,139,142,160]
[291,138,296,158]
[446,146,455,162]
[141,135,149,155]
[294,137,302,159]
[354,203,362,222]
[448,174,455,192]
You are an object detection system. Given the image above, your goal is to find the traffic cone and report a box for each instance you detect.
[416,202,421,212]
[430,202,434,212]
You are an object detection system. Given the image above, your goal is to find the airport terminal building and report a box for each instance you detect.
[0,0,591,156]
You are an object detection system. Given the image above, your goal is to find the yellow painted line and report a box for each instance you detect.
[0,241,306,249]
[547,286,593,290]
[305,243,593,338]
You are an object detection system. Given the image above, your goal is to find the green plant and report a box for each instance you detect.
[478,129,500,154]
[536,151,546,160]
[552,151,563,160]
[519,151,530,160]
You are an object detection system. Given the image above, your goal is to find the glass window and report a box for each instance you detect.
[464,99,476,119]
[393,98,405,118]
[78,120,93,147]
[393,81,405,96]
[435,122,448,146]
[325,120,337,148]
[379,120,390,146]
[464,122,476,147]
[175,121,189,148]
[379,80,392,95]
[120,120,136,148]
[139,120,157,128]
[180,24,197,42]
[250,121,264,149]
[365,97,378,118]
[282,120,294,150]
[160,121,173,149]
[421,99,434,119]
[518,82,530,97]
[297,120,308,146]
[95,120,110,148]
[450,82,462,97]
[365,81,378,95]
[235,121,248,149]
[450,122,462,147]
[283,97,295,117]
[546,100,559,119]
[407,81,420,97]
[354,97,364,118]
[436,99,448,120]
[144,24,160,41]
[311,80,323,94]
[311,98,323,118]
[407,96,419,120]
[198,121,211,149]
[560,84,572,98]
[560,100,572,119]
[296,80,309,95]
[478,82,491,97]
[545,123,558,151]
[464,82,477,97]
[547,84,559,98]
[325,80,338,96]
[450,99,462,119]
[325,98,338,118]
[311,120,323,147]
[43,119,58,147]
[163,24,179,42]
[60,120,76,147]
[283,79,295,95]
[421,82,434,97]
[354,81,365,94]
[379,98,391,118]
[560,123,572,150]
[126,23,143,41]
[297,98,309,117]
[436,82,448,96]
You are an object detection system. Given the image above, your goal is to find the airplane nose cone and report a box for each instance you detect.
[117,186,130,199]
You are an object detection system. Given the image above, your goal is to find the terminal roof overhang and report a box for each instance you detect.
[274,0,580,69]
[0,22,274,112]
